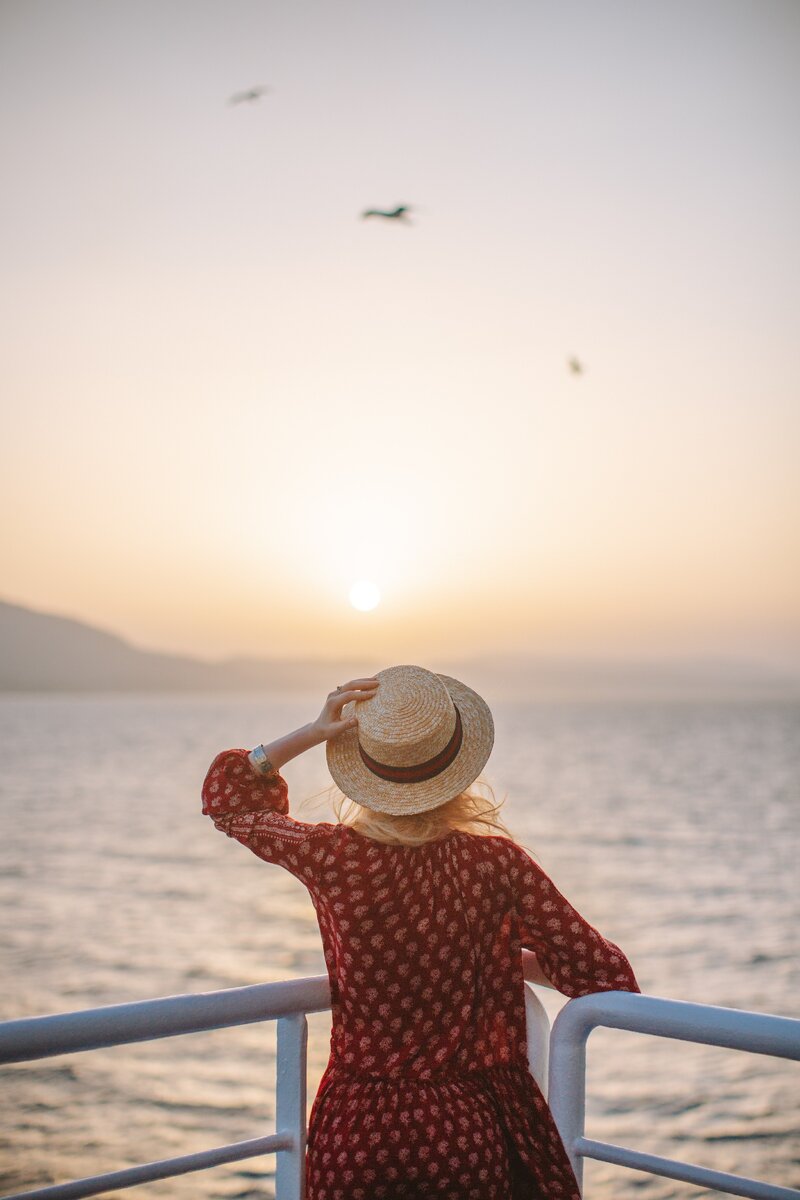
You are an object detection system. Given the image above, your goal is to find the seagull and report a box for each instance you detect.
[567,356,584,375]
[361,205,412,222]
[228,85,271,105]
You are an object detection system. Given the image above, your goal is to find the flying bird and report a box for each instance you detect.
[361,205,412,222]
[228,85,271,105]
[567,356,585,375]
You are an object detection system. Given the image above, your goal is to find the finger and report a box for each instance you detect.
[338,677,380,693]
[326,679,377,702]
[335,685,377,705]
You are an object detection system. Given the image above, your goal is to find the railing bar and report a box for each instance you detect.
[552,992,800,1062]
[0,977,331,1065]
[3,1134,293,1200]
[576,1137,800,1200]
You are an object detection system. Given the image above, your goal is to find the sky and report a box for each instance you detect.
[1,0,799,670]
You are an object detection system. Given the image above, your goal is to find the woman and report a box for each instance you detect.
[202,665,640,1199]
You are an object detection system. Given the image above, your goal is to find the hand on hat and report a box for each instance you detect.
[245,678,379,777]
[313,678,379,742]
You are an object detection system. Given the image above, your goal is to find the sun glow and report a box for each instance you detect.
[349,580,381,612]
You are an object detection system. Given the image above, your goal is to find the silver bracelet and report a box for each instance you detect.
[249,745,276,776]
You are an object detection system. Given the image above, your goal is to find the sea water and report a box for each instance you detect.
[0,693,798,1198]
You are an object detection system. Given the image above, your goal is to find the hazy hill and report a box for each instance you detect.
[1,599,797,699]
[0,600,359,692]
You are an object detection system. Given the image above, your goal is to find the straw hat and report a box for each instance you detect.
[326,664,494,815]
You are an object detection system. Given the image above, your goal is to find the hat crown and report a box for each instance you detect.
[357,665,456,769]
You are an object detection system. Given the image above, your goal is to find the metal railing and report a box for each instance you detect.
[1,983,798,1200]
[548,990,800,1200]
[0,976,331,1200]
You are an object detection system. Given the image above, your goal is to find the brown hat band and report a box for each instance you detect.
[358,706,464,785]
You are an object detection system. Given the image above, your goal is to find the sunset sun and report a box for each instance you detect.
[349,580,381,612]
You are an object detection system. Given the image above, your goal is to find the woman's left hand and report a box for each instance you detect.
[313,677,380,742]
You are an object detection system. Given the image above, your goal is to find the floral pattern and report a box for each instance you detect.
[203,750,640,1198]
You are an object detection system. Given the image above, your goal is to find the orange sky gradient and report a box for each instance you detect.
[1,1,798,671]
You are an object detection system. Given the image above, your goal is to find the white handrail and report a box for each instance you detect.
[0,978,331,1200]
[3,985,798,1200]
[0,976,331,1064]
[548,991,800,1200]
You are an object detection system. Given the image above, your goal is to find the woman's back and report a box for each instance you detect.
[310,828,528,1080]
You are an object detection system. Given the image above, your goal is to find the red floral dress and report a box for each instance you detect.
[203,751,640,1199]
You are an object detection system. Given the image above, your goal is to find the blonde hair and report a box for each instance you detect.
[331,779,513,847]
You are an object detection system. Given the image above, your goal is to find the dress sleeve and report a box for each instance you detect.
[201,749,335,889]
[510,844,640,998]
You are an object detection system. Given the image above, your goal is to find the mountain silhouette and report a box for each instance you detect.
[0,600,359,692]
[1,599,795,699]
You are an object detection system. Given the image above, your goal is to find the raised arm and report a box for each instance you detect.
[201,678,378,883]
[249,678,377,771]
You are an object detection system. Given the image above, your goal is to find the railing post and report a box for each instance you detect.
[275,1013,308,1200]
[523,984,551,1097]
[547,1003,589,1189]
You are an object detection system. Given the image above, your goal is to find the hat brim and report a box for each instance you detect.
[326,674,494,815]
